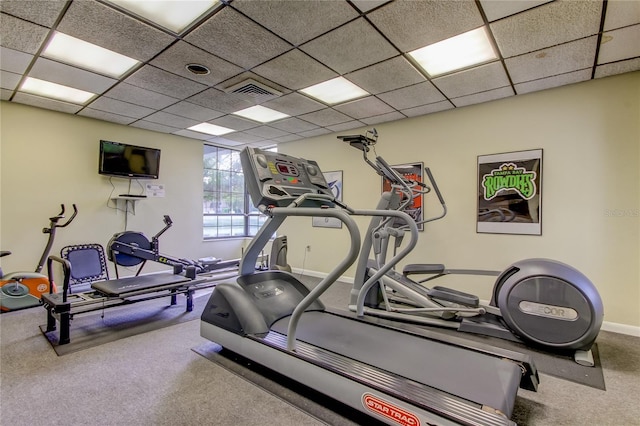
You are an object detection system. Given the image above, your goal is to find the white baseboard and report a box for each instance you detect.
[292,268,640,337]
[600,321,640,337]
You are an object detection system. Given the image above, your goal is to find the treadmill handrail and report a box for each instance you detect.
[266,208,361,351]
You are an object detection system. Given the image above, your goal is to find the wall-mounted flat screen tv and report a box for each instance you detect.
[99,140,161,179]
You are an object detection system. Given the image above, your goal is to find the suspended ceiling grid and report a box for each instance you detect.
[1,0,639,148]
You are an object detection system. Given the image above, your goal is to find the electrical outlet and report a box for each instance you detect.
[306,245,311,252]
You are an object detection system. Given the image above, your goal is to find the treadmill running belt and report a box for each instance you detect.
[271,310,522,417]
[91,274,190,297]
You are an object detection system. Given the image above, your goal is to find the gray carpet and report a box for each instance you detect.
[40,290,213,355]
[192,341,383,426]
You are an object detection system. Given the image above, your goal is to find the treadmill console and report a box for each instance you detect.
[240,147,332,207]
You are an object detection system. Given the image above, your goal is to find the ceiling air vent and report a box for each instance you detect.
[223,79,282,100]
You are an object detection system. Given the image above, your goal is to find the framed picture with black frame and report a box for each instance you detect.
[477,149,543,235]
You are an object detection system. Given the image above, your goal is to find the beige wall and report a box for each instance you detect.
[0,102,246,279]
[279,72,640,328]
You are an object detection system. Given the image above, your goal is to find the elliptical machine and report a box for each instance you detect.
[340,130,604,366]
[0,204,78,312]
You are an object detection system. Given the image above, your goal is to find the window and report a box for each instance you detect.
[203,145,268,239]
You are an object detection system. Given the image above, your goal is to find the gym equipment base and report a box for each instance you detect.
[42,269,237,346]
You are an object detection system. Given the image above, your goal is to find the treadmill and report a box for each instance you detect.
[201,148,539,426]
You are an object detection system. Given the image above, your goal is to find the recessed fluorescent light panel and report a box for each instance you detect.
[232,105,290,123]
[106,0,219,33]
[188,123,235,136]
[20,77,96,104]
[43,32,140,78]
[408,27,497,77]
[300,77,369,105]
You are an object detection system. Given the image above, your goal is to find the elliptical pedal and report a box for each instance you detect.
[428,286,479,308]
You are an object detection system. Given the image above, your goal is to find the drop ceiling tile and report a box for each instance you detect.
[297,108,352,127]
[219,132,264,144]
[163,101,225,122]
[105,82,178,110]
[187,88,255,114]
[367,0,483,52]
[595,58,640,79]
[432,62,511,99]
[88,96,155,119]
[209,115,260,132]
[505,36,597,84]
[12,92,83,114]
[173,129,212,141]
[327,120,366,132]
[515,69,592,95]
[124,65,208,99]
[185,7,292,70]
[29,58,117,94]
[0,0,67,27]
[351,1,391,13]
[233,0,359,45]
[1,70,21,90]
[451,86,514,108]
[345,56,426,95]
[377,82,446,110]
[300,18,397,74]
[401,101,453,117]
[479,0,553,22]
[150,41,244,86]
[1,88,13,100]
[334,96,395,119]
[598,25,640,64]
[253,49,338,91]
[0,47,33,74]
[78,108,137,125]
[56,0,175,62]
[261,92,325,116]
[131,120,181,134]
[244,126,290,139]
[604,0,640,31]
[143,111,200,129]
[0,13,50,54]
[268,117,319,133]
[491,0,602,58]
[273,134,303,143]
[297,128,333,138]
[360,111,405,125]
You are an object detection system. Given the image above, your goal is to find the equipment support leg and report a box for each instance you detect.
[59,311,70,345]
[46,307,57,332]
[186,290,194,312]
[170,289,177,306]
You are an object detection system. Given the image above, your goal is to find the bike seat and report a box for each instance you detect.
[403,264,446,276]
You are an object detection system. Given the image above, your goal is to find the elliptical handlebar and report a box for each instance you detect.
[340,130,449,227]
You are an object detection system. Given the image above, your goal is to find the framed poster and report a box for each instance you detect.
[312,170,343,228]
[477,149,543,235]
[382,163,424,231]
